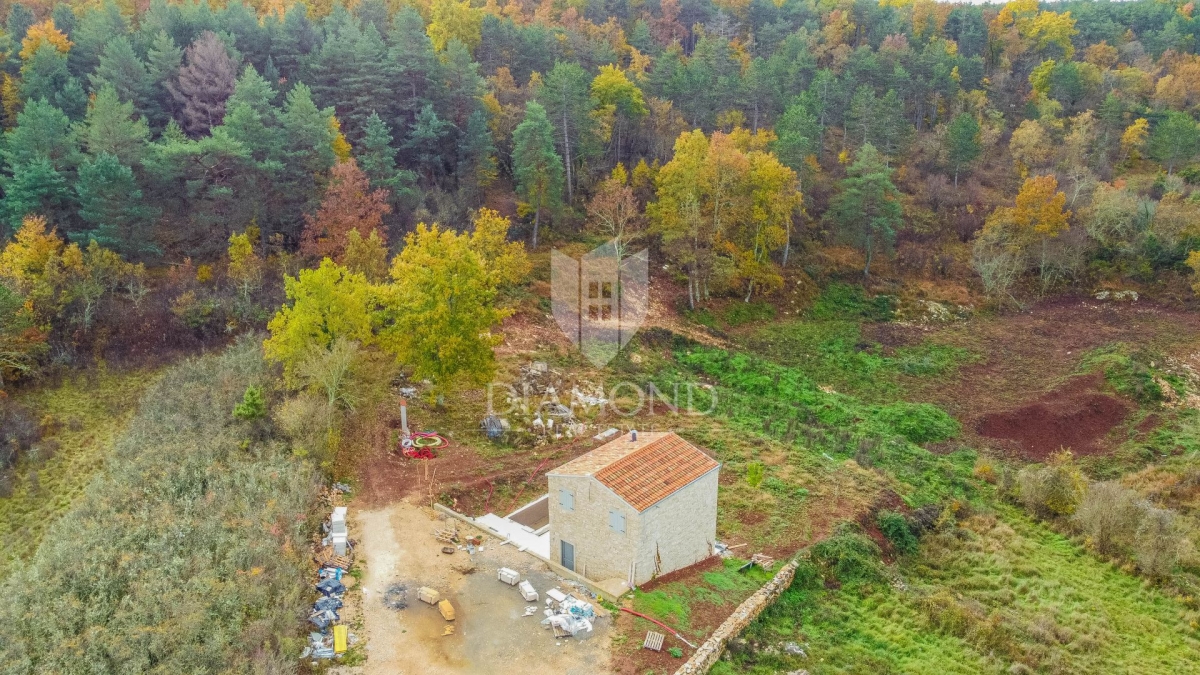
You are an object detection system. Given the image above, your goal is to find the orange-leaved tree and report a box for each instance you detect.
[300,159,391,262]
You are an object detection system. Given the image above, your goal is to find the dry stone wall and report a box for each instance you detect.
[673,557,801,675]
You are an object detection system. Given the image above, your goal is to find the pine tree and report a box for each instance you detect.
[434,39,483,128]
[20,42,85,119]
[50,4,76,37]
[169,31,237,136]
[226,64,277,118]
[142,128,254,256]
[403,104,451,185]
[387,8,438,130]
[276,84,336,241]
[946,112,981,187]
[80,85,150,168]
[3,98,81,172]
[75,152,156,256]
[511,100,564,249]
[66,0,126,78]
[828,143,902,278]
[271,6,318,85]
[1149,111,1200,175]
[1,157,73,232]
[456,108,497,207]
[340,25,394,142]
[145,31,183,130]
[358,112,417,210]
[89,36,155,124]
[542,61,597,202]
[5,4,35,47]
[304,7,361,118]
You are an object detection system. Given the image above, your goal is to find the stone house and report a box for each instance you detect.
[546,431,720,588]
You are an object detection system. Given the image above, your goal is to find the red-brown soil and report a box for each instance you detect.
[887,297,1200,458]
[976,372,1133,460]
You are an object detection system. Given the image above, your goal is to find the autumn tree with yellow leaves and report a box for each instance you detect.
[650,128,800,306]
[973,175,1077,299]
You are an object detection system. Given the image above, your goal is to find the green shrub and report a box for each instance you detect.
[811,523,884,586]
[877,511,919,555]
[669,646,684,658]
[745,461,765,487]
[809,283,894,321]
[232,385,266,421]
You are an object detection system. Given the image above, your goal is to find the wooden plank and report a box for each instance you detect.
[643,631,665,651]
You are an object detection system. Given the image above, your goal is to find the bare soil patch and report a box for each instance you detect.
[903,297,1200,457]
[976,373,1133,460]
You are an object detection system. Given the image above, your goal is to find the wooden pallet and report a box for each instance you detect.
[313,546,353,570]
[643,631,665,651]
[433,523,459,544]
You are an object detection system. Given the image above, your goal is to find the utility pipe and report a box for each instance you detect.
[619,607,698,649]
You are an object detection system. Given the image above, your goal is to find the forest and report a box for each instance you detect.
[0,0,1199,372]
[2,0,1200,672]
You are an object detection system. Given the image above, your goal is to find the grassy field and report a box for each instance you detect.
[0,367,155,578]
[725,506,1200,674]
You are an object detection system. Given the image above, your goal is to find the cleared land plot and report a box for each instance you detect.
[346,500,610,675]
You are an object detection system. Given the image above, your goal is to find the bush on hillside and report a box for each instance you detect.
[1136,507,1182,580]
[811,522,884,586]
[1074,481,1144,555]
[1015,451,1087,517]
[877,511,919,555]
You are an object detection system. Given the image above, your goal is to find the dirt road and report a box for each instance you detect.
[346,500,611,675]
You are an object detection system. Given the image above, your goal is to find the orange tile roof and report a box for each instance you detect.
[551,432,719,511]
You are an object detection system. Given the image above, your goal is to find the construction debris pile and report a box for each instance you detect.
[483,362,608,443]
[542,592,597,637]
[303,499,358,662]
[491,566,606,639]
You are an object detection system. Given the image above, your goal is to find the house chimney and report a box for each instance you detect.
[631,429,637,441]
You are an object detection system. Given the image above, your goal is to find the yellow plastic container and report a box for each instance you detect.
[333,624,348,653]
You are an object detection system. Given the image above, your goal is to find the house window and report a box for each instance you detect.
[559,489,574,511]
[609,510,626,534]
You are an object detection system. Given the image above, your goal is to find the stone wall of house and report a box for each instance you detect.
[547,473,641,582]
[635,469,719,585]
[673,558,801,675]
